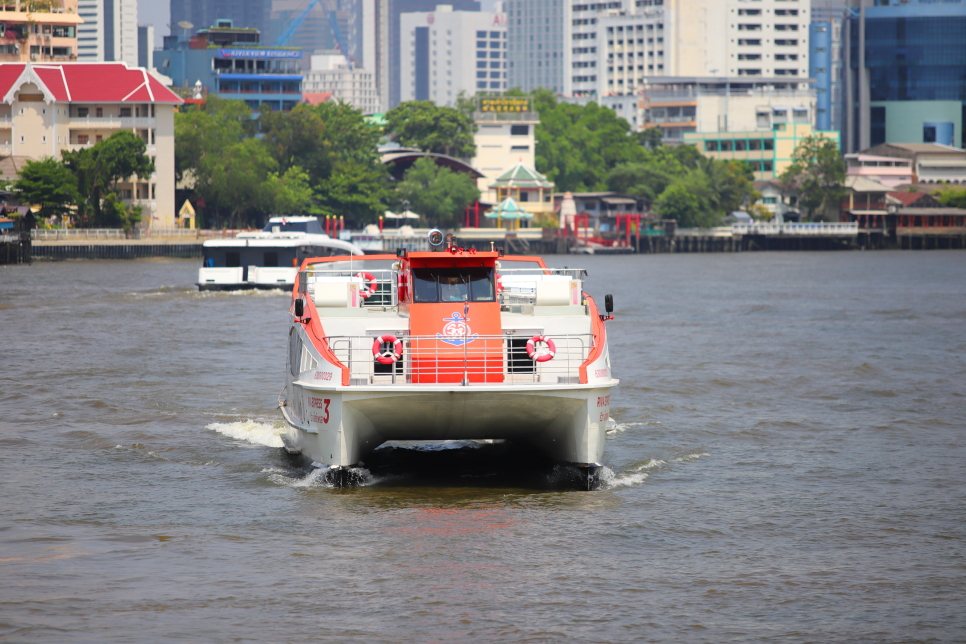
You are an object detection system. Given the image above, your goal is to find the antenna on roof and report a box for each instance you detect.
[177,21,193,39]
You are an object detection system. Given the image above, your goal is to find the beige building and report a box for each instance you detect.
[0,62,182,228]
[302,52,379,115]
[684,123,840,181]
[470,96,537,205]
[638,77,818,143]
[0,0,82,63]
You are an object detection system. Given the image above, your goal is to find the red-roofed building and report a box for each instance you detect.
[0,62,183,229]
[301,92,333,106]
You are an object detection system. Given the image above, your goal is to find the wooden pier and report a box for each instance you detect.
[31,243,203,261]
[0,233,31,264]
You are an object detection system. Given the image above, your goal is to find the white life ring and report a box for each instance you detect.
[526,335,556,362]
[356,272,378,299]
[372,334,403,365]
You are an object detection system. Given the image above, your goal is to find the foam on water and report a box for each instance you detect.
[606,420,661,435]
[599,466,649,488]
[267,466,377,489]
[670,452,710,462]
[206,420,285,448]
[601,453,709,489]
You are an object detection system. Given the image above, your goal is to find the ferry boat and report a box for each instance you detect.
[278,230,619,487]
[196,216,363,291]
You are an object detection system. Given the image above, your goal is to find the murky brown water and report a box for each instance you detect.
[2,251,965,643]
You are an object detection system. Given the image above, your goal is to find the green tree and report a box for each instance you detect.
[266,166,315,216]
[259,101,388,224]
[533,90,647,192]
[634,126,664,150]
[315,161,391,225]
[194,138,279,228]
[392,157,480,228]
[61,130,155,227]
[935,185,966,209]
[779,135,847,221]
[605,147,690,201]
[259,103,331,183]
[100,191,142,233]
[13,157,78,219]
[384,101,476,158]
[657,171,723,228]
[174,96,254,184]
[703,158,755,215]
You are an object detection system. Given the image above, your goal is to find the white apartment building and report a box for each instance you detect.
[399,4,507,106]
[78,0,139,66]
[508,0,810,102]
[303,52,379,114]
[0,63,182,228]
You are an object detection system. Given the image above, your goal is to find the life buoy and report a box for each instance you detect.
[372,334,403,365]
[526,335,556,362]
[355,272,378,298]
[496,272,504,293]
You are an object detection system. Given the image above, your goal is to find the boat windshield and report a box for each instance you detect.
[262,219,324,234]
[412,268,495,303]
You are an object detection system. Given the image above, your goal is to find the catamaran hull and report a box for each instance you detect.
[281,382,618,469]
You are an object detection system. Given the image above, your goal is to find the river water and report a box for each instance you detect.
[2,251,965,643]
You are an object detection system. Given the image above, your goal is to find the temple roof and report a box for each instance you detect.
[489,163,554,190]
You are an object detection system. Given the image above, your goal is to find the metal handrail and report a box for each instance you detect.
[323,333,593,386]
[301,268,399,307]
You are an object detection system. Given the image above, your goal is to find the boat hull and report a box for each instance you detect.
[281,382,617,469]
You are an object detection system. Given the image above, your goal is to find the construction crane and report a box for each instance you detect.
[273,0,321,47]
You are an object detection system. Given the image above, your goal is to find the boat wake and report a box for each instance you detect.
[206,420,284,448]
[598,452,711,489]
[264,466,379,489]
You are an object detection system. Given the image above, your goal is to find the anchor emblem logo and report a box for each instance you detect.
[438,312,478,347]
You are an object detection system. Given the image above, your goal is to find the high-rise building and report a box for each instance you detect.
[303,52,379,114]
[507,0,811,99]
[844,0,966,152]
[387,1,480,107]
[264,1,352,70]
[810,1,847,134]
[169,0,269,38]
[0,0,80,64]
[155,20,303,111]
[330,0,480,112]
[78,0,139,66]
[399,4,506,105]
[505,0,567,94]
[138,24,155,68]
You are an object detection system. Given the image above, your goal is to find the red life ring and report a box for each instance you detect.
[496,272,504,293]
[372,334,403,365]
[526,335,556,362]
[355,272,378,298]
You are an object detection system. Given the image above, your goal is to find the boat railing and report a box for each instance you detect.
[497,268,587,306]
[325,333,594,386]
[300,268,399,307]
[498,267,588,279]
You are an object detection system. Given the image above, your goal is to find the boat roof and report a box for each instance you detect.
[204,235,363,253]
[266,216,320,223]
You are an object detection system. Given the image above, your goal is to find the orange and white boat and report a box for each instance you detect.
[278,231,618,486]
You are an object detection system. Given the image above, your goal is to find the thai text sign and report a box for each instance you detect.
[480,97,531,112]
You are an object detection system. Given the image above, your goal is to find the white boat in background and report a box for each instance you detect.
[278,231,619,488]
[196,217,363,291]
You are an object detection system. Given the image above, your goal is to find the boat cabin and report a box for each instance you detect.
[292,244,606,387]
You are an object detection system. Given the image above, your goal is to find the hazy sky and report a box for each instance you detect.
[138,1,499,48]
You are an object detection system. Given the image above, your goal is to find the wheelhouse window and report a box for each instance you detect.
[412,268,495,303]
